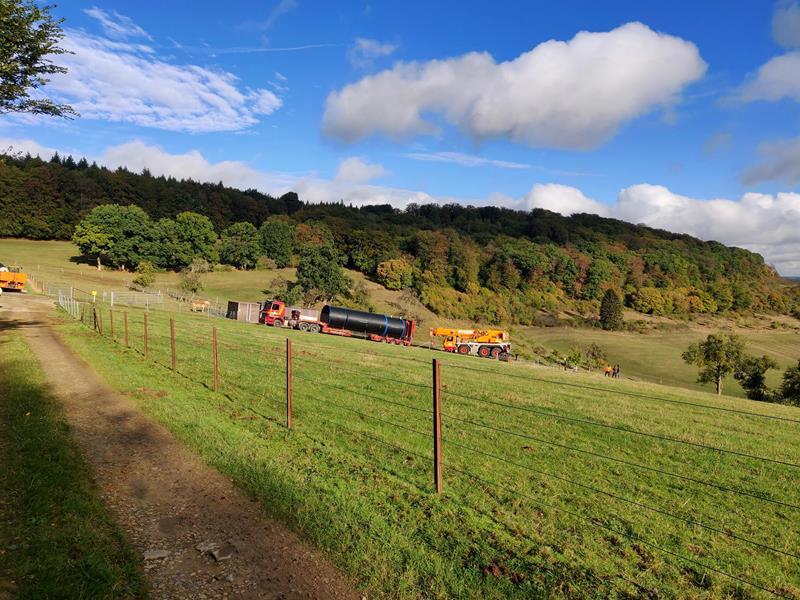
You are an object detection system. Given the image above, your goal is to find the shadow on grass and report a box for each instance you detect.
[0,331,147,599]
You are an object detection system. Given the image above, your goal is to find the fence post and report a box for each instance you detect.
[212,326,219,392]
[170,318,176,371]
[143,313,148,357]
[96,307,103,335]
[124,311,129,347]
[110,310,115,341]
[286,338,292,429]
[432,358,442,494]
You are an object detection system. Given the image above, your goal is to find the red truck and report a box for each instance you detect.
[258,301,415,345]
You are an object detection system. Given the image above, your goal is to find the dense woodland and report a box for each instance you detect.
[2,152,799,323]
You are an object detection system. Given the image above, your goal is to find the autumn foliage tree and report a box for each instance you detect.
[682,334,746,395]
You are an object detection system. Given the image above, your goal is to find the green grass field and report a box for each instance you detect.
[4,237,799,400]
[0,329,147,599]
[54,302,800,599]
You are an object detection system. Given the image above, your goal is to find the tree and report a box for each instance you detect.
[599,289,624,331]
[156,212,218,269]
[131,260,156,289]
[682,334,746,395]
[376,258,413,290]
[0,0,76,117]
[71,222,113,270]
[780,361,800,406]
[262,276,302,305]
[220,221,260,269]
[734,355,779,401]
[72,204,154,270]
[295,243,350,303]
[258,218,294,267]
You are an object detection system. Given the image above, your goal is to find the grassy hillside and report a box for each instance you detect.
[55,302,800,598]
[5,238,798,399]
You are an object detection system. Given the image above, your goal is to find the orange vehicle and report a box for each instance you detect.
[0,265,27,291]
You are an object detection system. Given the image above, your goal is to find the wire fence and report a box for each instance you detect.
[54,296,800,597]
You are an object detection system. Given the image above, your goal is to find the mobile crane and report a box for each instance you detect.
[429,327,511,359]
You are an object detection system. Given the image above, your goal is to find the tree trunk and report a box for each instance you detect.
[716,376,722,395]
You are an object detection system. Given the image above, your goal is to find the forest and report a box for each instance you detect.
[2,152,799,324]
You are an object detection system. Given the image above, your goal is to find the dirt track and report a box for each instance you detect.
[0,293,359,600]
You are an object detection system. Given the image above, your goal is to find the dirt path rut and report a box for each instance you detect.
[1,294,359,600]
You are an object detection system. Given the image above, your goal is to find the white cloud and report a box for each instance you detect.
[0,137,58,159]
[324,22,706,150]
[83,7,152,40]
[348,38,398,68]
[335,156,388,183]
[523,183,610,216]
[773,1,800,49]
[48,29,282,132]
[738,51,800,102]
[742,137,800,185]
[403,151,530,170]
[260,0,299,30]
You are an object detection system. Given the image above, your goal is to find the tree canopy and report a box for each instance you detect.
[682,334,746,395]
[0,0,76,117]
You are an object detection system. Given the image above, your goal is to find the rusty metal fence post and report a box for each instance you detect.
[170,318,176,371]
[143,313,149,357]
[124,311,129,347]
[212,326,219,392]
[432,358,442,494]
[286,338,293,429]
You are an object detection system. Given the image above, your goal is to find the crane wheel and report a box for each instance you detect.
[490,347,501,359]
[478,346,490,358]
[457,344,470,355]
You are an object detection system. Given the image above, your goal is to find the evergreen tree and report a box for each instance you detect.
[599,289,624,330]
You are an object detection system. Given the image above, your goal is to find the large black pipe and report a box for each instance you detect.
[320,305,407,338]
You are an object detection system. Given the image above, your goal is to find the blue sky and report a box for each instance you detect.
[2,1,800,273]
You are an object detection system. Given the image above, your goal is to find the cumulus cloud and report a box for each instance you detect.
[324,22,706,149]
[348,38,398,68]
[773,1,800,49]
[523,183,610,216]
[46,28,283,133]
[738,51,800,102]
[335,156,388,183]
[742,137,800,185]
[0,137,59,159]
[83,7,152,40]
[403,151,530,170]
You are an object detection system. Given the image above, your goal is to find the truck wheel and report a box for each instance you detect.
[309,324,321,333]
[457,344,470,355]
[273,318,283,328]
[298,322,309,332]
[490,347,501,359]
[478,346,491,358]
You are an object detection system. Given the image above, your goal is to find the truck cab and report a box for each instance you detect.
[259,300,286,326]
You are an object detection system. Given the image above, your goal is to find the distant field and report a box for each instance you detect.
[55,302,800,599]
[4,238,799,399]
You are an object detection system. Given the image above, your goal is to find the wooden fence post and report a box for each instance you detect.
[124,311,129,347]
[109,310,115,341]
[143,313,148,357]
[96,307,103,335]
[286,338,293,429]
[212,326,219,392]
[432,358,442,494]
[170,318,176,371]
